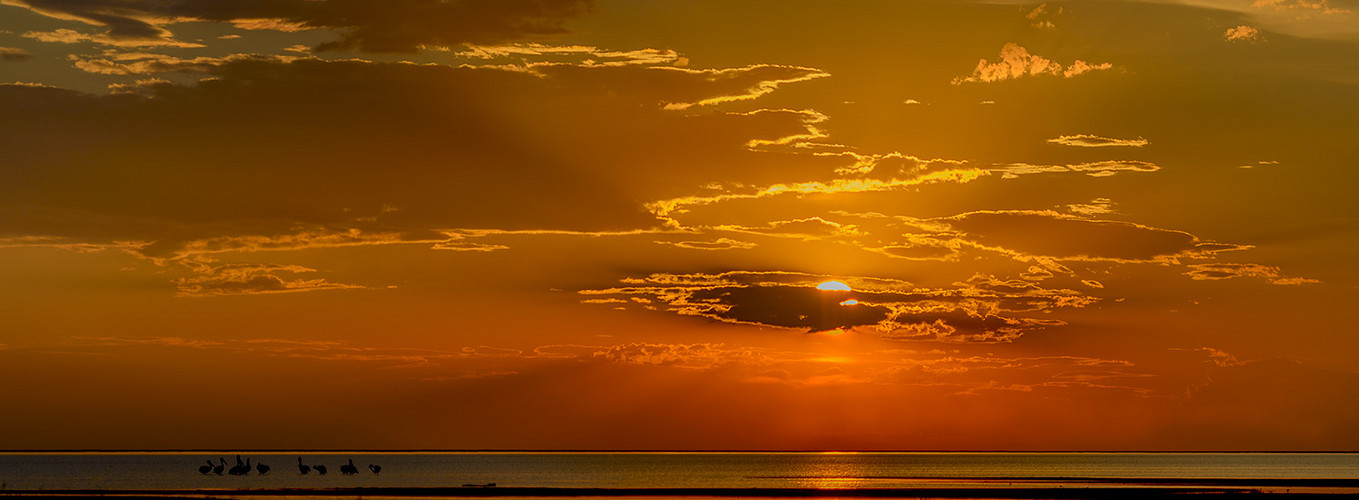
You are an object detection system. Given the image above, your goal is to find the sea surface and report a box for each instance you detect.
[1,452,1357,492]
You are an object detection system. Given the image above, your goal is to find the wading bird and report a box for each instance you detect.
[340,459,359,475]
[297,457,311,475]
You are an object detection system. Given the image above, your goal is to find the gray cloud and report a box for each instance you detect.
[8,0,593,52]
[0,47,34,61]
[581,270,1098,341]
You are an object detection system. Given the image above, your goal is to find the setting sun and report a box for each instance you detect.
[817,281,852,292]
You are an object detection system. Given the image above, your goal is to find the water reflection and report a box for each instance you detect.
[790,452,869,489]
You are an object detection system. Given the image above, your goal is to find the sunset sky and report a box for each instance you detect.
[3,0,1358,451]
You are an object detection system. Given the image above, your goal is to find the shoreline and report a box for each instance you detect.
[2,485,1357,499]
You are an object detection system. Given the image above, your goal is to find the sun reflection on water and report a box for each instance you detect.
[792,453,869,489]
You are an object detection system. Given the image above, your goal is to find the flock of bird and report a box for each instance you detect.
[197,456,381,476]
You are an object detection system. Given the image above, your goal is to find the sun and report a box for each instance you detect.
[816,281,852,291]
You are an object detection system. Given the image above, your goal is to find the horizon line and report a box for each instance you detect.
[4,449,1358,454]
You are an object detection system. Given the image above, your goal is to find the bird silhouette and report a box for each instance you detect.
[198,460,213,475]
[229,456,251,476]
[214,457,227,475]
[368,464,382,474]
[256,460,270,475]
[297,457,311,475]
[340,459,359,475]
[314,464,328,475]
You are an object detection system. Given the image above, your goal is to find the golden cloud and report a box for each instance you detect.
[172,263,368,297]
[1046,134,1149,148]
[583,270,1099,342]
[952,43,1113,85]
[1185,263,1319,285]
[1224,25,1266,43]
[654,238,758,251]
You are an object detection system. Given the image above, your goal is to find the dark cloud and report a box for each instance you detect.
[0,47,34,61]
[0,57,826,254]
[172,263,366,297]
[691,284,892,332]
[10,0,593,52]
[582,270,1099,341]
[1185,262,1319,285]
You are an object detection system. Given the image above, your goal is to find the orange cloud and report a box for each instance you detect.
[1066,198,1117,216]
[22,28,203,48]
[952,43,1113,85]
[654,238,757,251]
[172,263,367,297]
[1185,263,1320,285]
[1047,134,1148,148]
[1224,25,1266,43]
[593,343,771,370]
[584,270,1098,342]
[993,160,1160,178]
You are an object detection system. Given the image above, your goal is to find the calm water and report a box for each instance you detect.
[0,452,1356,491]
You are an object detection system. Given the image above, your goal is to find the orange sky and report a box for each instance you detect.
[2,0,1358,451]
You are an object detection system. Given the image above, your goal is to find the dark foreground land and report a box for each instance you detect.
[4,484,1359,499]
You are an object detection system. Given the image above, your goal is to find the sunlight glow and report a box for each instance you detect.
[839,299,859,306]
[817,281,851,291]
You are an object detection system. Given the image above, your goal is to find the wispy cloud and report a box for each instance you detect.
[938,210,1246,263]
[1186,263,1319,285]
[1253,0,1349,14]
[22,28,203,48]
[1046,134,1148,148]
[992,160,1159,178]
[654,238,757,251]
[172,263,368,297]
[0,47,34,61]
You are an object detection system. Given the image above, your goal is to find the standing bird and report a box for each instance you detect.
[229,455,249,476]
[256,461,270,475]
[340,459,359,475]
[314,463,328,475]
[214,457,227,475]
[198,460,213,475]
[297,457,311,475]
[368,464,382,475]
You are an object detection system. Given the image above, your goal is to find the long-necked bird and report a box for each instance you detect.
[198,460,213,475]
[297,457,311,475]
[368,464,382,475]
